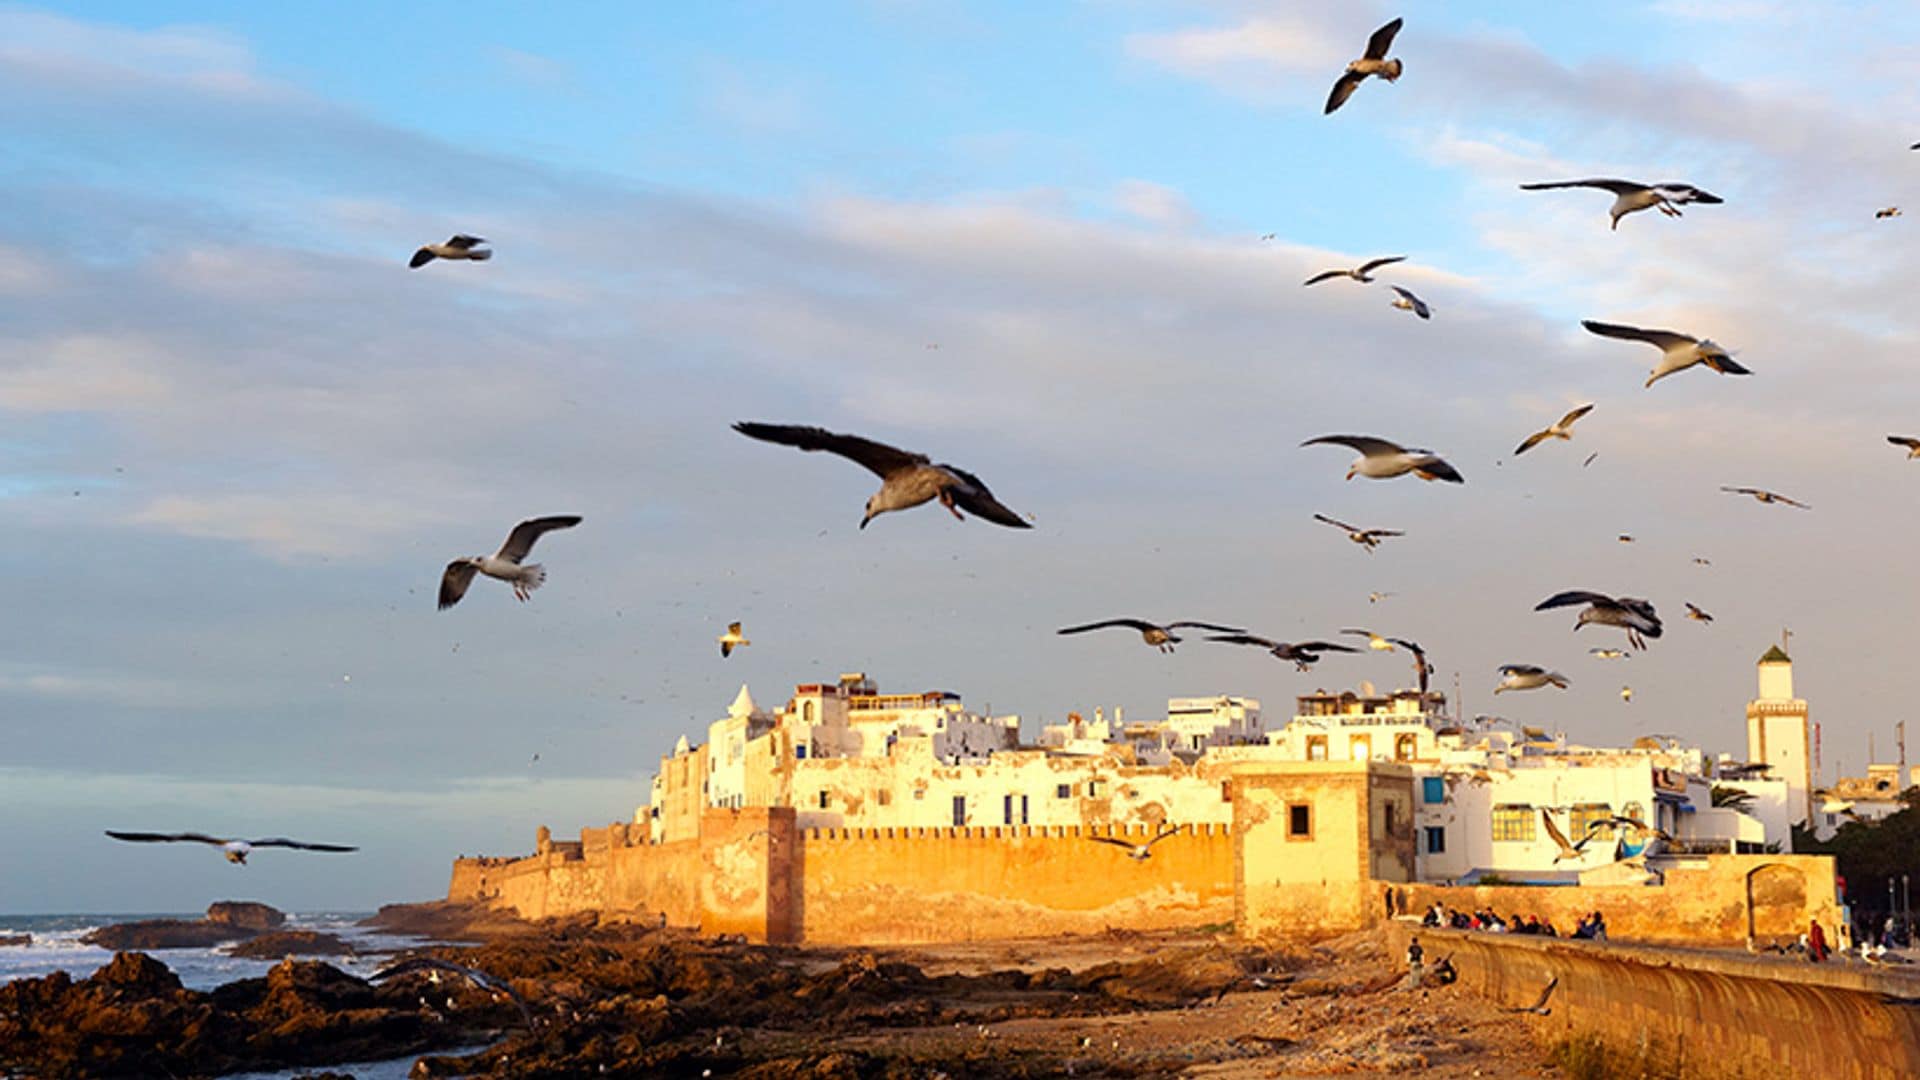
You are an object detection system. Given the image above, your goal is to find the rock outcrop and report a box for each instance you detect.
[81,902,288,951]
[0,933,29,947]
[227,930,355,959]
[206,901,286,931]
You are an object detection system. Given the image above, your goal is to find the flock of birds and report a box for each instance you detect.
[99,15,1920,866]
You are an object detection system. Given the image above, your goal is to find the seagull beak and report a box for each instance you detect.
[1345,467,1356,481]
[858,512,871,530]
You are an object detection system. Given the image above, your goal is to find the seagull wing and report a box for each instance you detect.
[1558,404,1595,429]
[1363,529,1405,539]
[408,248,436,269]
[1521,179,1645,195]
[1086,836,1139,850]
[497,515,583,563]
[248,837,358,852]
[1535,590,1614,611]
[1513,428,1553,456]
[1208,634,1281,649]
[1294,640,1360,653]
[1144,827,1181,848]
[1525,977,1559,1012]
[943,465,1032,528]
[1301,434,1406,457]
[438,561,478,610]
[1357,256,1407,276]
[1540,810,1576,857]
[1653,184,1721,205]
[1324,71,1365,115]
[1058,619,1160,636]
[1387,638,1424,657]
[1499,664,1546,676]
[1314,513,1362,534]
[1363,17,1403,60]
[106,830,229,847]
[732,422,929,480]
[1165,621,1246,633]
[1303,268,1349,286]
[446,235,486,249]
[1888,436,1920,450]
[1413,455,1464,483]
[1581,320,1696,350]
[1390,285,1429,318]
[1776,494,1811,509]
[1702,354,1751,376]
[1340,627,1378,638]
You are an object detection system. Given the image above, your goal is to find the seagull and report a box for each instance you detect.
[718,621,750,658]
[1341,628,1396,652]
[1583,452,1599,468]
[1368,591,1395,604]
[409,234,491,269]
[1589,648,1629,660]
[1540,810,1598,863]
[1685,602,1714,623]
[1055,618,1245,654]
[1692,557,1712,566]
[1513,404,1595,456]
[1617,534,1634,544]
[1519,179,1722,230]
[372,957,535,1031]
[1207,634,1360,672]
[1303,255,1406,286]
[1888,436,1920,459]
[1388,285,1431,320]
[1325,17,1404,115]
[1620,685,1633,703]
[1877,207,1902,219]
[1391,637,1434,695]
[1313,513,1404,552]
[1086,828,1179,861]
[732,422,1030,530]
[1507,977,1560,1016]
[104,830,356,865]
[1493,665,1568,694]
[1720,486,1810,510]
[438,516,582,610]
[1535,590,1662,650]
[1581,320,1750,389]
[1301,435,1463,483]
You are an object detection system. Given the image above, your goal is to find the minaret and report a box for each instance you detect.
[1746,644,1812,828]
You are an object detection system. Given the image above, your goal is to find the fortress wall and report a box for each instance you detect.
[793,822,1234,944]
[1398,855,1839,947]
[1386,923,1920,1080]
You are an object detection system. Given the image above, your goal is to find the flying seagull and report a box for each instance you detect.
[1304,255,1406,286]
[409,234,491,269]
[1878,207,1902,220]
[372,956,536,1031]
[1617,534,1635,544]
[1493,664,1569,694]
[1720,486,1810,510]
[1685,602,1714,623]
[1301,435,1463,483]
[1583,452,1599,468]
[718,621,750,658]
[1693,557,1712,566]
[1506,977,1559,1015]
[1368,591,1395,604]
[1581,320,1750,389]
[1540,810,1597,863]
[1342,628,1396,653]
[1086,828,1179,861]
[732,422,1030,530]
[1620,685,1633,703]
[1519,179,1722,230]
[1313,513,1404,552]
[1388,285,1431,319]
[1514,404,1595,456]
[439,516,582,610]
[104,830,356,865]
[1888,436,1920,459]
[1056,618,1245,654]
[1391,637,1434,695]
[1535,590,1662,650]
[1325,17,1404,115]
[1589,647,1629,660]
[1208,634,1359,672]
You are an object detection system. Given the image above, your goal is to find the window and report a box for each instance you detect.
[1306,735,1328,761]
[1571,802,1612,840]
[1492,804,1536,842]
[817,790,830,810]
[1055,783,1072,799]
[802,702,815,724]
[1087,779,1108,798]
[1221,781,1233,802]
[913,787,925,801]
[951,795,967,826]
[1395,733,1418,761]
[877,789,892,806]
[795,744,808,760]
[1003,794,1028,825]
[1422,777,1445,804]
[1383,802,1397,837]
[1348,734,1372,761]
[1425,827,1446,854]
[1287,802,1313,840]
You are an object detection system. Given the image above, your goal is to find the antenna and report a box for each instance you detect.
[1781,627,1792,654]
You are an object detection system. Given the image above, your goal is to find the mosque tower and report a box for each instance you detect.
[1745,643,1812,828]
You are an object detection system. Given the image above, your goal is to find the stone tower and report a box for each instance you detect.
[1746,645,1812,828]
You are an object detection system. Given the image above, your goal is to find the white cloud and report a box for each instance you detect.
[0,334,175,412]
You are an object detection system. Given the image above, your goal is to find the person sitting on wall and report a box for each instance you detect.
[1422,903,1442,928]
[1808,920,1830,963]
[1425,953,1457,986]
[1538,914,1558,937]
[1590,911,1608,941]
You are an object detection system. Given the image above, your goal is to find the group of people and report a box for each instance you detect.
[1419,902,1606,940]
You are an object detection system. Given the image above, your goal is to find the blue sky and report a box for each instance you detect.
[4,1,1920,912]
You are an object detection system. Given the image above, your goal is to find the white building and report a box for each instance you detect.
[1746,645,1813,828]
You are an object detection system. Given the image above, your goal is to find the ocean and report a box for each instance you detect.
[1,912,484,1079]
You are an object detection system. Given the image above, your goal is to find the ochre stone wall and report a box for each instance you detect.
[1233,763,1415,938]
[1386,923,1920,1080]
[794,823,1234,944]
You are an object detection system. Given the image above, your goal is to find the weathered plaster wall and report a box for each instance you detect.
[1234,762,1415,938]
[1386,923,1920,1080]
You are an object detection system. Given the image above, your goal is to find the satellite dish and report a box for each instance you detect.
[1359,679,1377,697]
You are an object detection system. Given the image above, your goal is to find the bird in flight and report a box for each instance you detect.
[1519,179,1722,230]
[1391,637,1434,694]
[1302,435,1463,483]
[1692,557,1712,566]
[1325,17,1404,115]
[1087,828,1179,861]
[439,516,582,610]
[1620,685,1633,703]
[1583,452,1599,468]
[1685,603,1714,623]
[1304,255,1406,286]
[1388,285,1431,320]
[1581,320,1750,389]
[1617,534,1635,544]
[1514,404,1595,456]
[1589,648,1629,660]
[1540,811,1599,863]
[1368,591,1396,604]
[718,621,750,658]
[1207,634,1359,672]
[1342,628,1396,653]
[1720,486,1810,510]
[733,422,1030,530]
[409,234,491,269]
[1055,618,1244,654]
[1877,207,1902,220]
[1887,436,1920,459]
[1506,976,1559,1016]
[105,830,356,865]
[1535,590,1662,650]
[1493,665,1569,694]
[1313,513,1404,552]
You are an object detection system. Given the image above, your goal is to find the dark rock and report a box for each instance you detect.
[0,933,29,947]
[229,931,355,959]
[81,919,253,951]
[207,901,286,930]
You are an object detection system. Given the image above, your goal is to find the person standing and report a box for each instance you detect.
[1406,935,1426,987]
[1809,920,1830,963]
